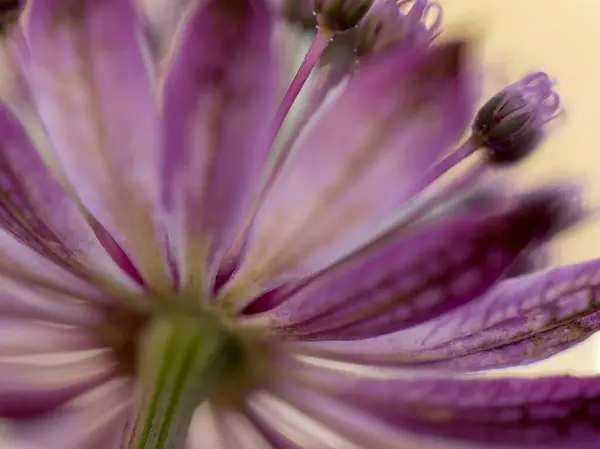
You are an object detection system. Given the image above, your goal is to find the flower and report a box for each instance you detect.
[0,1,598,449]
[473,71,562,164]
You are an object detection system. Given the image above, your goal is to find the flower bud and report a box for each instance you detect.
[472,72,561,165]
[314,0,375,32]
[356,0,442,57]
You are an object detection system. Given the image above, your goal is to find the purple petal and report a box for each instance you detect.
[0,101,140,291]
[0,272,104,324]
[23,0,171,288]
[282,359,600,448]
[0,27,31,109]
[135,0,194,61]
[11,379,131,448]
[233,40,476,296]
[250,383,479,449]
[255,187,570,339]
[290,258,600,370]
[0,352,118,419]
[161,0,277,290]
[0,27,74,188]
[0,229,115,304]
[0,319,103,355]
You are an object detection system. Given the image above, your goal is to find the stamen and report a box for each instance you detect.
[406,137,481,199]
[271,29,333,146]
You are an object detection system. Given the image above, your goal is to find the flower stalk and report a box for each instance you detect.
[272,28,333,141]
[124,313,240,449]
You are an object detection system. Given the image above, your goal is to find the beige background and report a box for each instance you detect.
[437,0,599,375]
[1,0,599,447]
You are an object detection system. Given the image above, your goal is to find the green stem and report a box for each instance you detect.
[123,314,239,449]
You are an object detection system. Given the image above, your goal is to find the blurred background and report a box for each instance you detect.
[436,0,599,375]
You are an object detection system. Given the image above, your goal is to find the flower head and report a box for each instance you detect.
[473,71,561,164]
[0,1,598,449]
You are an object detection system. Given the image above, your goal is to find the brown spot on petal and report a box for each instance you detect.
[525,322,587,358]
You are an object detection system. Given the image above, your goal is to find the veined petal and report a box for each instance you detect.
[231,40,475,297]
[252,187,569,339]
[291,258,600,370]
[0,319,103,355]
[284,359,600,448]
[12,379,132,449]
[0,229,110,301]
[161,0,277,291]
[0,351,119,418]
[0,229,149,318]
[0,101,141,292]
[396,259,600,371]
[248,384,480,449]
[22,0,171,290]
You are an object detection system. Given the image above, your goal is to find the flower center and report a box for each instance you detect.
[99,300,273,449]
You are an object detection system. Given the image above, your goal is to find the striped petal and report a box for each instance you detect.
[248,384,479,449]
[283,359,600,448]
[0,101,140,292]
[232,40,475,296]
[0,271,104,325]
[0,351,118,419]
[249,186,576,339]
[0,229,110,302]
[0,319,103,355]
[161,0,277,291]
[22,0,171,289]
[11,379,131,449]
[291,258,600,371]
